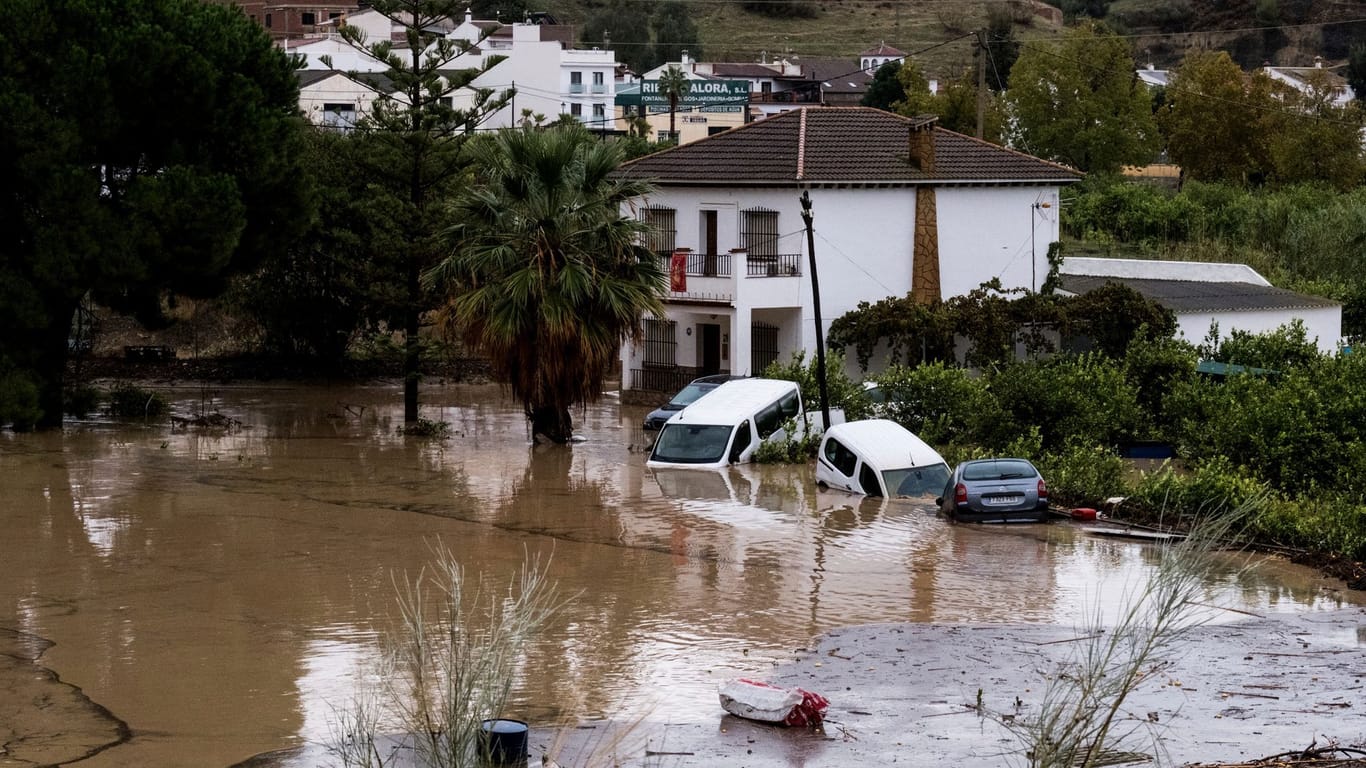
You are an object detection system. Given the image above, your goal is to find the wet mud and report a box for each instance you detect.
[0,628,129,766]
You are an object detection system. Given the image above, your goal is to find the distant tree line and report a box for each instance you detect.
[865,20,1365,184]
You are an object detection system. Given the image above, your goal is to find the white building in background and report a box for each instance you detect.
[296,70,382,129]
[1059,258,1343,354]
[289,8,617,131]
[1263,57,1356,108]
[613,107,1083,395]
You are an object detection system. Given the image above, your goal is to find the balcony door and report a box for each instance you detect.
[701,210,718,276]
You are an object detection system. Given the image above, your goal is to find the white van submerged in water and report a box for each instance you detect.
[815,419,950,498]
[647,379,804,470]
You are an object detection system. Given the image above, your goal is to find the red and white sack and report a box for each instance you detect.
[718,678,829,727]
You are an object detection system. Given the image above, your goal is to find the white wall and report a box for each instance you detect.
[623,182,1066,383]
[297,74,380,127]
[467,27,617,129]
[1177,306,1342,355]
[937,186,1060,297]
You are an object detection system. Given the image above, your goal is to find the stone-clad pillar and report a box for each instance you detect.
[908,116,940,306]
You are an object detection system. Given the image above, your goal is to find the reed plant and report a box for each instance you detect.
[327,542,567,768]
[999,496,1259,768]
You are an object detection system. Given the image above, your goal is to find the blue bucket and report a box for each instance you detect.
[479,718,528,765]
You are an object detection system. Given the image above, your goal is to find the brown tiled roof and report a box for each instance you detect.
[859,43,906,57]
[617,107,1083,186]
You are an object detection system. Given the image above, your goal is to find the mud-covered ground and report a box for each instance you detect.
[232,608,1366,768]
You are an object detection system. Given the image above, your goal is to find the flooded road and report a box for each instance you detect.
[0,383,1358,767]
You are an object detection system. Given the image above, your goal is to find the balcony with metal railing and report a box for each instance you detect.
[654,248,803,307]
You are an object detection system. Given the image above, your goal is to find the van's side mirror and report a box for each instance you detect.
[934,497,943,506]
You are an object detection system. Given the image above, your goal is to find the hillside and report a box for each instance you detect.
[543,0,1363,78]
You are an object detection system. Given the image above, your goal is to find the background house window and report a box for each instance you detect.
[570,71,583,93]
[592,71,605,93]
[641,207,676,256]
[592,103,605,121]
[570,103,582,117]
[301,11,316,24]
[265,12,272,27]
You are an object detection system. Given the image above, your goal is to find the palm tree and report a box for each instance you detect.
[426,127,668,443]
[658,65,691,141]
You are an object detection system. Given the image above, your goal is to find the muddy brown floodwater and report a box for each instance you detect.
[0,383,1361,768]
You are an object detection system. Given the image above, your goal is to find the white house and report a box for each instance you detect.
[464,23,617,130]
[289,8,617,131]
[859,42,906,75]
[297,70,383,129]
[614,106,1083,396]
[1059,258,1343,354]
[1263,58,1355,108]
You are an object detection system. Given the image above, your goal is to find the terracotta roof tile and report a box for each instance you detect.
[617,107,1083,186]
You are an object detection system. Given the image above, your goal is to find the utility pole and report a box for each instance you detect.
[800,190,831,431]
[976,28,987,140]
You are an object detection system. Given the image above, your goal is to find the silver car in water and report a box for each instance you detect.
[937,458,1051,523]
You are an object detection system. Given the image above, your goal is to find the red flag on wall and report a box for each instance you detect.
[670,250,688,292]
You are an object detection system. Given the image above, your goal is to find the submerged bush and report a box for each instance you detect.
[64,385,102,419]
[1255,494,1366,562]
[1125,455,1268,524]
[0,365,42,430]
[1035,440,1127,508]
[106,384,168,419]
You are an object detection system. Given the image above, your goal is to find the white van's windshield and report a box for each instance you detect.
[651,424,734,464]
[885,462,951,497]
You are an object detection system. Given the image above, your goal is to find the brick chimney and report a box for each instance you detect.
[907,114,937,172]
[909,116,939,305]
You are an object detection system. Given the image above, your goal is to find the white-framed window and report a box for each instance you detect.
[570,102,582,117]
[569,71,584,93]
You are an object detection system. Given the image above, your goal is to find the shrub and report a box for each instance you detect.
[869,362,990,446]
[761,351,868,423]
[975,354,1141,452]
[1255,494,1366,562]
[753,417,822,464]
[398,418,450,438]
[106,384,168,419]
[64,385,102,419]
[1205,319,1322,371]
[1125,455,1268,524]
[1121,332,1198,437]
[0,365,42,430]
[1035,440,1127,508]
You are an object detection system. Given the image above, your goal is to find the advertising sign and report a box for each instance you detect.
[641,79,749,114]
